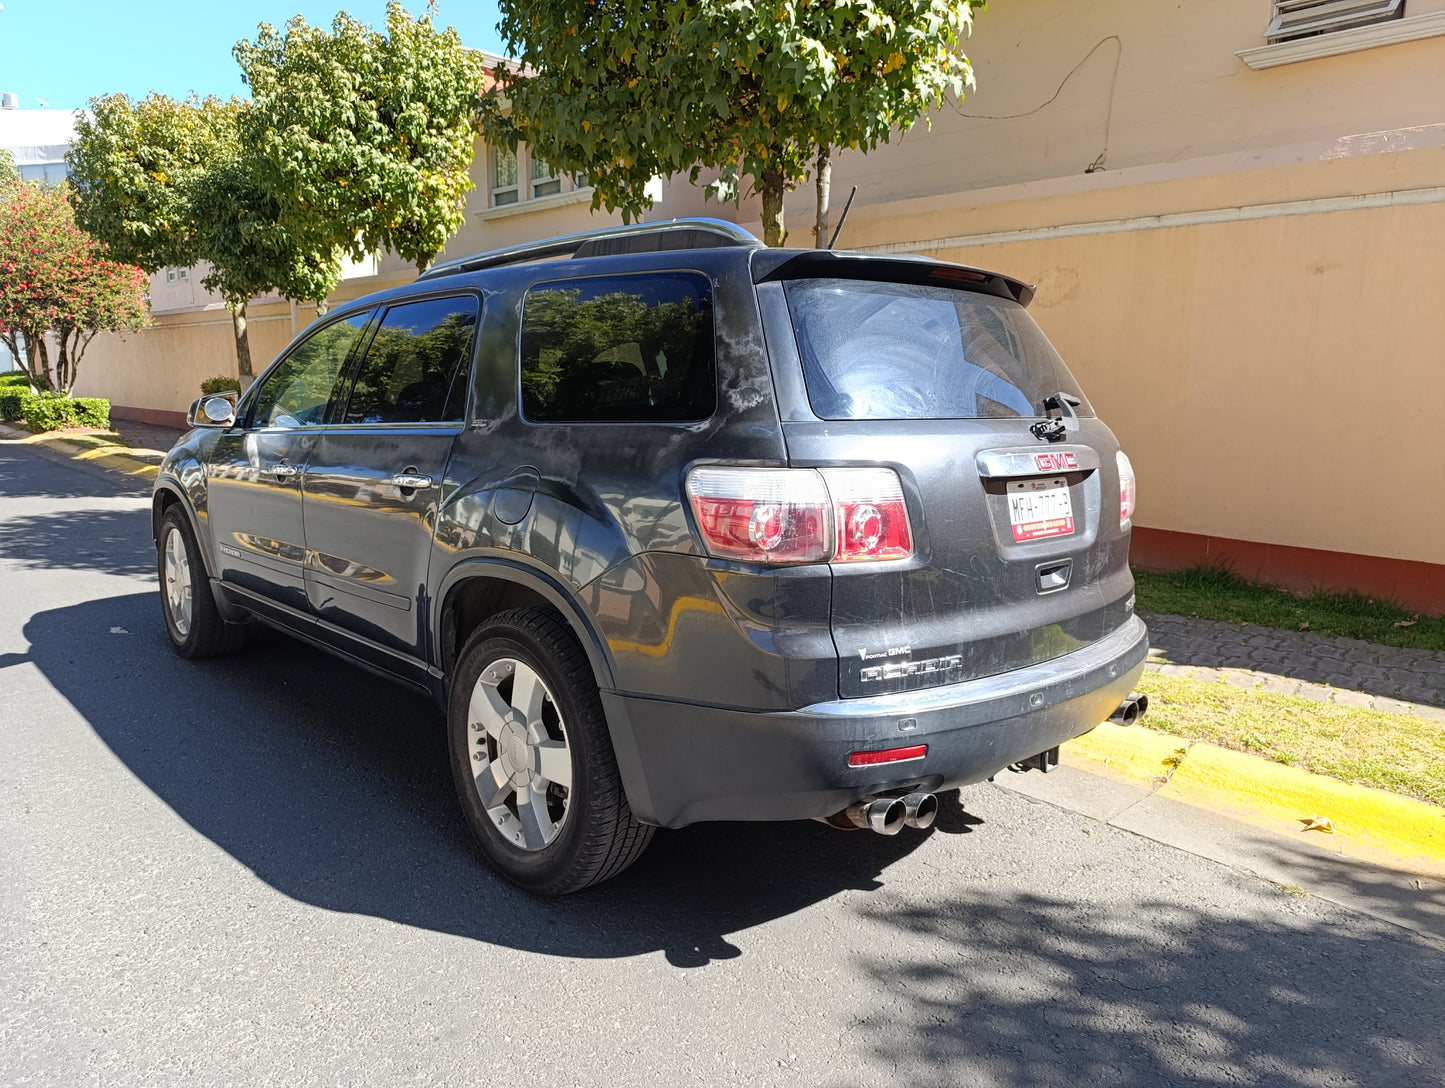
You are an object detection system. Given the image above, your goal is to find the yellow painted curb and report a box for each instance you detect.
[1066,722,1187,787]
[1065,723,1445,879]
[16,431,159,481]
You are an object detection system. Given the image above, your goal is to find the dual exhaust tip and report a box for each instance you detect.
[842,792,938,836]
[1108,691,1150,726]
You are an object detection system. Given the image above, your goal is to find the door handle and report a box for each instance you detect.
[391,473,433,489]
[272,462,299,479]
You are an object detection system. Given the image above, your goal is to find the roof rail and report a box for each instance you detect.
[417,218,761,280]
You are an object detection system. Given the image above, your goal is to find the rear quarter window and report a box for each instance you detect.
[519,272,715,423]
[783,278,1092,421]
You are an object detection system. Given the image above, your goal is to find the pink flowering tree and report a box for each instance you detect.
[0,183,149,393]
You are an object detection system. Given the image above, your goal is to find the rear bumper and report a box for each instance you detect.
[602,615,1150,827]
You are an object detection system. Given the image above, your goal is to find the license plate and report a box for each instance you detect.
[1007,477,1074,542]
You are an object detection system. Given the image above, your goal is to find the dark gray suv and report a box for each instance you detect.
[154,219,1148,894]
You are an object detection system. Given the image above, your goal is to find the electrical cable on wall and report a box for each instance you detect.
[951,35,1122,174]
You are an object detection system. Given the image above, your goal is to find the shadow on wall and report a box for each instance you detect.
[16,590,954,968]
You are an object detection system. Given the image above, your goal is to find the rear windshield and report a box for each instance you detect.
[783,278,1093,421]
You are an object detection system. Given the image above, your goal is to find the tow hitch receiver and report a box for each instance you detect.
[1018,746,1061,773]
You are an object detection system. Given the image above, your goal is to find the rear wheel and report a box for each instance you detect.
[448,607,653,895]
[158,506,246,659]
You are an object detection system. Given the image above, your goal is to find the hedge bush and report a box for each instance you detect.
[0,391,26,422]
[18,393,111,432]
[0,371,32,390]
[201,375,243,396]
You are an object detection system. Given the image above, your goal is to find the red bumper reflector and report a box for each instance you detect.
[848,744,928,768]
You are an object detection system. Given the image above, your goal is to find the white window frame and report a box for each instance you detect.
[1239,4,1445,68]
[1266,0,1403,44]
[491,145,519,207]
[530,152,562,199]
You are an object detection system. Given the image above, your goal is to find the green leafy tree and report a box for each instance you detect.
[190,160,346,380]
[0,148,19,190]
[68,93,345,383]
[488,0,982,246]
[68,93,240,271]
[235,2,488,274]
[0,183,150,393]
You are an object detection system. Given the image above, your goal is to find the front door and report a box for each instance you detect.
[301,294,479,666]
[205,311,371,620]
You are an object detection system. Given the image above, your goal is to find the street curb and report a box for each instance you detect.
[0,424,159,481]
[1066,722,1445,879]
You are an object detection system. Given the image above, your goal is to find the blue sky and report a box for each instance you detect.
[0,1,506,111]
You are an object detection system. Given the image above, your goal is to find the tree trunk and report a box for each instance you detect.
[230,304,254,389]
[813,146,832,249]
[54,325,72,394]
[314,297,330,317]
[759,168,787,247]
[22,329,52,392]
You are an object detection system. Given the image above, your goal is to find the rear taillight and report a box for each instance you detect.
[686,466,913,565]
[685,467,831,563]
[1117,450,1136,529]
[821,468,914,562]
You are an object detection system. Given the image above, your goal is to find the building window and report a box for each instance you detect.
[487,142,590,209]
[177,268,188,281]
[492,146,519,206]
[1267,0,1403,43]
[531,154,561,199]
[17,161,70,185]
[166,269,177,282]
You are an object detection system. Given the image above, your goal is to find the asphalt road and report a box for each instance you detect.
[2,438,1442,1088]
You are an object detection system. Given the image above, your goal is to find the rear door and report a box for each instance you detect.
[762,270,1136,698]
[300,294,478,669]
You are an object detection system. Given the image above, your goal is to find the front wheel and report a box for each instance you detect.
[158,506,246,659]
[448,607,653,895]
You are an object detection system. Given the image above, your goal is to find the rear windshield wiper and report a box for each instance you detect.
[1030,392,1082,443]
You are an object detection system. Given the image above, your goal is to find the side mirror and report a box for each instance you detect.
[187,392,238,428]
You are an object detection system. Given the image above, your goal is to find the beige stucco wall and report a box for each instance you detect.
[71,0,1445,574]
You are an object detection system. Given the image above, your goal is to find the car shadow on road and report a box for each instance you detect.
[21,591,950,967]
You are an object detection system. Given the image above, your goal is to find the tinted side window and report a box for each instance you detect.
[250,313,370,428]
[342,296,479,424]
[520,272,715,423]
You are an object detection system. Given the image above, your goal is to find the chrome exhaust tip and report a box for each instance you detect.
[845,797,907,836]
[1108,692,1148,726]
[901,791,938,830]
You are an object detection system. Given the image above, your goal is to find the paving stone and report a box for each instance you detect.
[1224,671,1258,688]
[1257,676,1301,696]
[1342,649,1383,665]
[1295,682,1334,702]
[1323,674,1360,690]
[1155,664,1195,679]
[1413,704,1445,723]
[1397,686,1445,708]
[1189,667,1224,683]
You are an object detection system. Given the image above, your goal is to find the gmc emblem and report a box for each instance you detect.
[1035,452,1079,472]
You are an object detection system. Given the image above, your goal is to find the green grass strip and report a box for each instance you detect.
[1134,566,1445,652]
[1136,672,1445,806]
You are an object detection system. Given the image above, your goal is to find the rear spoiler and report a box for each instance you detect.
[751,249,1035,307]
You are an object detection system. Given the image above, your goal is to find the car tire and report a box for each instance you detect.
[448,607,653,895]
[158,506,247,659]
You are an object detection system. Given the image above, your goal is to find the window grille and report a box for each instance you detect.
[1266,0,1404,43]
